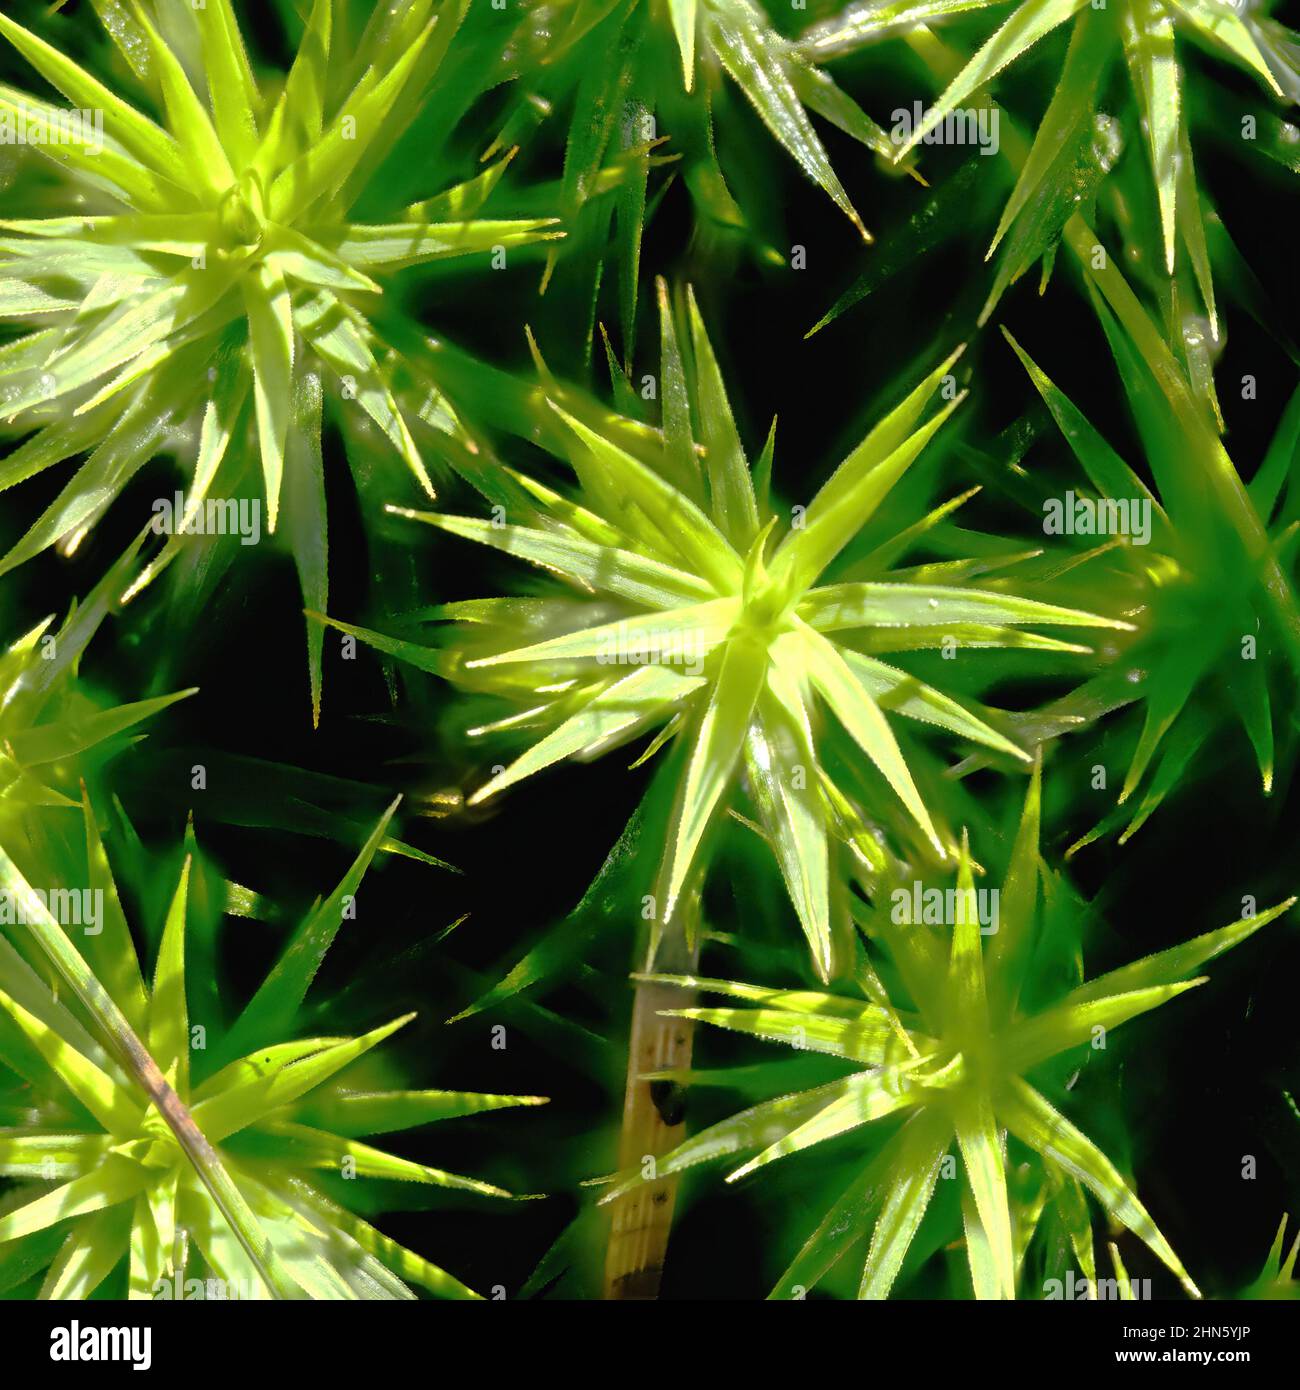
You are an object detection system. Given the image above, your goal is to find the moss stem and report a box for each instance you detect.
[602,908,699,1299]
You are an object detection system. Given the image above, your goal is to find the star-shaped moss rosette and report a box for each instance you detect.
[510,0,907,337]
[796,11,1232,379]
[0,0,561,720]
[994,311,1300,848]
[599,766,1295,1298]
[0,797,544,1300]
[317,281,1128,979]
[801,0,1296,315]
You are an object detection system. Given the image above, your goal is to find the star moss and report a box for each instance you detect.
[319,281,1129,980]
[803,0,1298,309]
[602,767,1294,1298]
[0,797,544,1300]
[0,0,560,720]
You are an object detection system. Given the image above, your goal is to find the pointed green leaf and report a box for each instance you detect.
[8,689,195,768]
[600,1075,858,1200]
[0,90,179,212]
[0,987,144,1136]
[1121,0,1181,272]
[254,1121,514,1197]
[728,1062,922,1181]
[661,632,770,921]
[953,1089,1014,1298]
[771,354,965,593]
[281,1180,480,1299]
[267,228,382,295]
[407,511,714,609]
[686,285,759,545]
[797,624,942,854]
[745,677,831,979]
[802,580,1127,633]
[269,22,434,223]
[220,802,400,1062]
[1008,980,1204,1071]
[405,152,516,223]
[840,648,1029,762]
[194,0,261,168]
[0,15,193,192]
[1046,1162,1097,1286]
[988,7,1112,259]
[126,3,232,191]
[1000,1076,1199,1296]
[466,597,739,670]
[1175,0,1285,96]
[242,259,294,533]
[41,1202,133,1300]
[640,973,889,1020]
[0,1153,150,1243]
[549,403,743,590]
[669,1002,918,1065]
[192,1038,343,1104]
[149,856,192,1096]
[253,0,332,177]
[192,1014,414,1142]
[893,0,1091,161]
[987,757,1042,1015]
[282,367,329,725]
[858,1108,952,1298]
[1002,327,1162,523]
[0,1134,110,1180]
[769,1141,895,1298]
[331,219,562,268]
[707,0,865,235]
[471,666,703,805]
[669,0,698,87]
[1063,899,1293,1007]
[127,1189,166,1300]
[294,290,430,496]
[295,1088,546,1138]
[946,834,990,1024]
